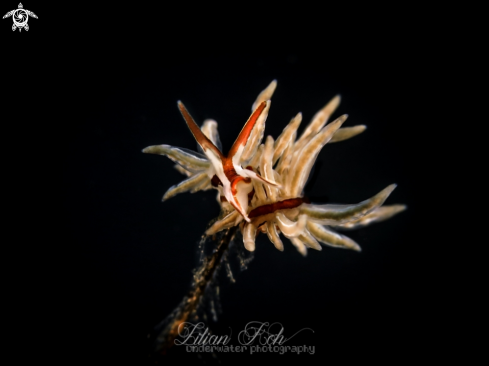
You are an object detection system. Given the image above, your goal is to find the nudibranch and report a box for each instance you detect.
[176,100,279,222]
[143,80,406,255]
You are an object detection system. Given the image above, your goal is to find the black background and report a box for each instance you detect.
[3,2,446,365]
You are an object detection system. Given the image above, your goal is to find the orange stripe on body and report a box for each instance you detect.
[230,176,252,195]
[248,198,305,219]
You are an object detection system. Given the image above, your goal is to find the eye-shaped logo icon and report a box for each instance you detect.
[3,3,37,32]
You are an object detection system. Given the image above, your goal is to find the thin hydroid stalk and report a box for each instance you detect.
[153,226,238,355]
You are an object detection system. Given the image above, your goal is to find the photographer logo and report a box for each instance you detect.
[3,3,37,32]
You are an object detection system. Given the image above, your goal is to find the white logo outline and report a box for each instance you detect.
[3,3,37,32]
